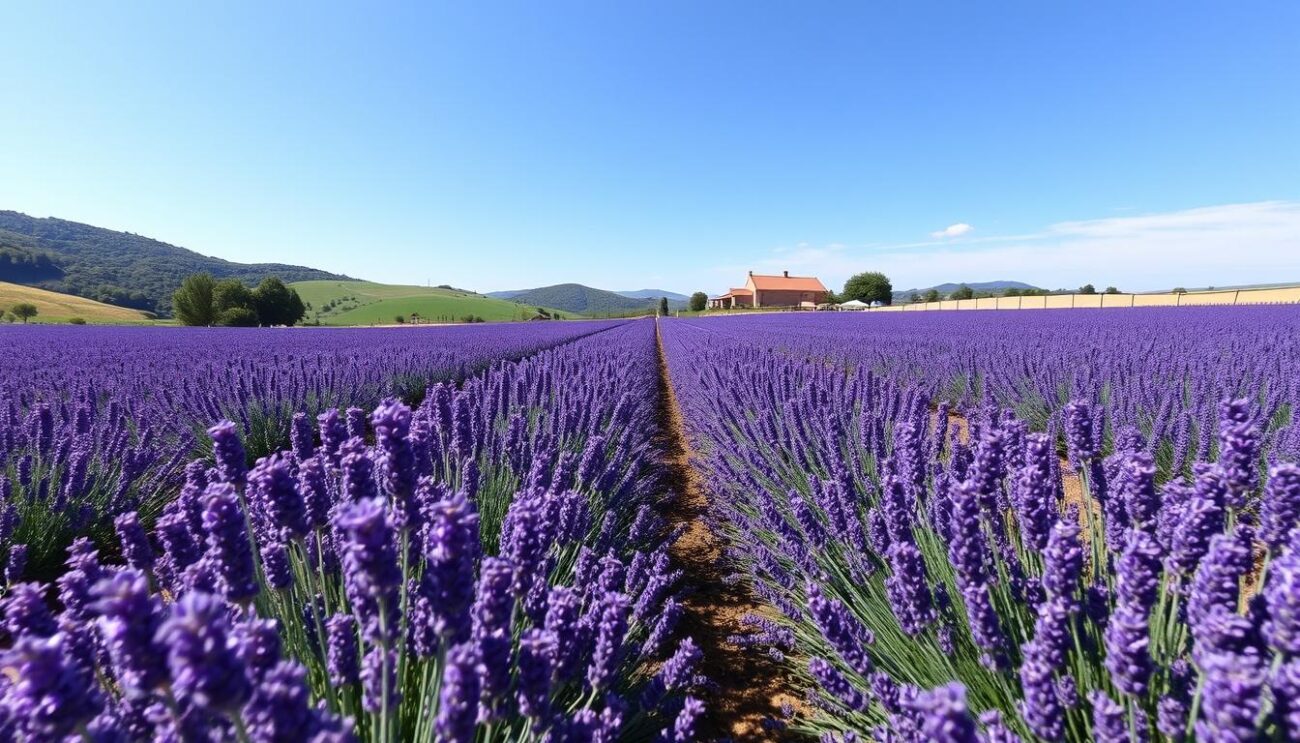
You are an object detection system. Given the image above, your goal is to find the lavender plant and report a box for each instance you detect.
[0,320,702,741]
[661,312,1300,741]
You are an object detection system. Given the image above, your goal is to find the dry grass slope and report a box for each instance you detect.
[0,281,154,324]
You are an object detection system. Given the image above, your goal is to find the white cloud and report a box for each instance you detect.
[721,201,1300,293]
[930,223,973,239]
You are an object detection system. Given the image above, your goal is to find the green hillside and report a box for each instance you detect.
[0,210,349,316]
[291,280,571,325]
[496,283,665,315]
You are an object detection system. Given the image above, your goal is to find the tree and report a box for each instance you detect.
[1079,284,1097,295]
[1002,287,1023,297]
[689,292,708,312]
[1104,286,1120,294]
[950,284,974,300]
[10,302,37,323]
[172,273,218,326]
[1173,287,1188,294]
[842,272,893,305]
[253,277,306,326]
[658,297,669,316]
[214,278,256,314]
[923,288,942,303]
[909,292,922,304]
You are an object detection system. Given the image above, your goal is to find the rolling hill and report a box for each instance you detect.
[489,283,684,315]
[614,289,690,302]
[0,210,349,316]
[0,280,155,324]
[489,284,688,314]
[893,280,1037,301]
[290,280,573,325]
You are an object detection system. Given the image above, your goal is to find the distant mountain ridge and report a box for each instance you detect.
[614,289,689,302]
[491,283,686,315]
[893,280,1037,300]
[0,210,350,316]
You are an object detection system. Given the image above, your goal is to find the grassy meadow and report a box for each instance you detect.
[289,279,572,325]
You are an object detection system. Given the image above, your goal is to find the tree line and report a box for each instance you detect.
[172,273,307,326]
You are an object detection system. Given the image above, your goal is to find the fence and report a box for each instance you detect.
[863,285,1300,313]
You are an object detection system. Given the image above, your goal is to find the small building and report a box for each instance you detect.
[709,271,830,309]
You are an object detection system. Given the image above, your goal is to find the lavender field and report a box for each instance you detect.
[2,306,1299,741]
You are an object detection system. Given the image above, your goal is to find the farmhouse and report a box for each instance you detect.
[709,270,830,309]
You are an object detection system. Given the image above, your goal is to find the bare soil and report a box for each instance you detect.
[653,322,805,741]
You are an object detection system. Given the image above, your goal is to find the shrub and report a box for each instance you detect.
[217,306,259,327]
[68,317,87,325]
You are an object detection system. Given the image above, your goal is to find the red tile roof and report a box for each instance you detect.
[749,273,828,292]
[710,288,753,300]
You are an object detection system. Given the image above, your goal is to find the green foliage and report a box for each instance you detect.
[0,244,62,283]
[1002,287,1022,297]
[842,272,893,305]
[658,297,669,316]
[1173,287,1188,294]
[174,273,305,326]
[394,315,406,324]
[213,278,255,313]
[68,317,86,325]
[923,288,942,303]
[950,284,975,300]
[172,273,219,326]
[1079,283,1097,294]
[0,210,347,316]
[908,292,922,303]
[252,277,306,326]
[689,291,707,312]
[217,306,259,327]
[1105,286,1120,294]
[460,314,486,323]
[10,302,38,322]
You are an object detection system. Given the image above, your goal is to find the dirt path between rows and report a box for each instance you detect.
[653,322,804,741]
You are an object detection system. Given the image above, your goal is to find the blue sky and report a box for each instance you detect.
[1,1,1297,294]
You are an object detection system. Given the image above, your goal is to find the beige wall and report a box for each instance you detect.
[873,285,1300,313]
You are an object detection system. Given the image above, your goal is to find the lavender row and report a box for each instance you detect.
[661,316,1300,741]
[0,321,621,570]
[673,306,1300,465]
[0,319,704,741]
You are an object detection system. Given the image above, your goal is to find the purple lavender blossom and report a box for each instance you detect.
[335,498,401,642]
[201,482,259,604]
[4,544,27,584]
[516,629,554,720]
[587,591,631,693]
[156,592,251,711]
[435,643,480,742]
[1195,650,1266,742]
[884,541,936,635]
[208,420,248,488]
[1215,398,1260,507]
[90,569,166,695]
[658,697,705,743]
[326,614,359,686]
[907,682,978,743]
[807,583,874,676]
[243,661,316,742]
[248,453,308,538]
[2,634,102,739]
[1261,464,1300,552]
[113,511,154,571]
